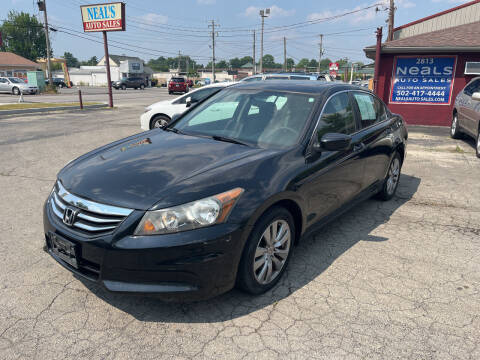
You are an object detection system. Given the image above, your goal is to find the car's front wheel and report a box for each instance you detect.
[12,87,20,95]
[451,113,461,139]
[140,84,145,90]
[150,115,170,129]
[237,206,295,294]
[377,152,402,201]
[122,85,127,90]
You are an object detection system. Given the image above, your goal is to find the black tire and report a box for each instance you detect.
[476,129,480,158]
[58,83,63,88]
[377,152,402,201]
[122,85,127,90]
[168,91,173,95]
[237,206,295,295]
[451,112,461,139]
[140,84,145,90]
[150,115,170,129]
[12,87,20,95]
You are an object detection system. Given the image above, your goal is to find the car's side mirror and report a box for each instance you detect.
[319,133,352,151]
[472,92,480,101]
[185,96,192,107]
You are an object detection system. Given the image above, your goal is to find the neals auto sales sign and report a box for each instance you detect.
[80,2,125,32]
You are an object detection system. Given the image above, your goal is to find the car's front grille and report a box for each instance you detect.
[49,181,133,236]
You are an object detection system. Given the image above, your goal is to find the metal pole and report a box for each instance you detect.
[253,30,256,75]
[374,27,383,95]
[388,0,395,41]
[41,0,53,87]
[178,50,181,73]
[318,34,323,74]
[103,31,113,108]
[260,15,264,73]
[209,20,216,82]
[78,88,83,109]
[283,37,287,72]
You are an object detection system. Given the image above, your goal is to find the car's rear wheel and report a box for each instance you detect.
[377,152,402,201]
[150,115,170,129]
[237,206,295,295]
[12,87,20,95]
[122,85,126,90]
[451,113,461,139]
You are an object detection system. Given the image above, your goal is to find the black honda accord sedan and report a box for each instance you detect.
[44,81,407,300]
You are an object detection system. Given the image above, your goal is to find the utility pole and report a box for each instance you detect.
[318,34,323,74]
[178,50,181,73]
[259,8,270,74]
[186,57,189,75]
[283,37,287,72]
[208,20,218,82]
[38,0,53,87]
[388,0,395,41]
[252,30,256,75]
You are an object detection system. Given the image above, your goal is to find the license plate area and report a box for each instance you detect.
[49,233,78,269]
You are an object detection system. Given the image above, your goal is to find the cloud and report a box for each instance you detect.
[135,13,168,27]
[197,0,216,4]
[244,5,295,18]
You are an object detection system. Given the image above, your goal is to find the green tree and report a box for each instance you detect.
[320,58,332,71]
[262,54,275,69]
[296,58,310,69]
[308,59,319,69]
[0,11,49,61]
[81,56,98,66]
[62,52,79,68]
[286,58,295,71]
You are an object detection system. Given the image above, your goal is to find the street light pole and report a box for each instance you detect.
[259,8,269,74]
[38,0,53,87]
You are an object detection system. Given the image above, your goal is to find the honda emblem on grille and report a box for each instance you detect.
[62,207,77,226]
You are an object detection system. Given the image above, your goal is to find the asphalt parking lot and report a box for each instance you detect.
[1,104,479,359]
[0,86,172,107]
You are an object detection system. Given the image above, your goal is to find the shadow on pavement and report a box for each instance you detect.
[78,174,421,323]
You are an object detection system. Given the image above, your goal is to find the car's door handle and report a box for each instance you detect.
[353,143,365,152]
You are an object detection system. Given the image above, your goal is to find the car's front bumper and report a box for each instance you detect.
[43,199,247,301]
[140,111,152,131]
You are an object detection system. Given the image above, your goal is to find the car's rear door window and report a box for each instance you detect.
[352,92,387,128]
[316,92,356,139]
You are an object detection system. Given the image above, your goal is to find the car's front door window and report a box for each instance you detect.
[316,92,356,140]
[352,92,387,129]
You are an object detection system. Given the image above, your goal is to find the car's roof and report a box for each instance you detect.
[230,80,363,94]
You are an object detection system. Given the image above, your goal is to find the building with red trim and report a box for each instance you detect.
[365,0,480,126]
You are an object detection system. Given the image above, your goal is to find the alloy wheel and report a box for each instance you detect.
[386,157,400,195]
[153,119,168,128]
[451,115,457,135]
[253,220,291,285]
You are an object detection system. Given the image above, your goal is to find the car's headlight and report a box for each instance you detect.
[134,188,244,235]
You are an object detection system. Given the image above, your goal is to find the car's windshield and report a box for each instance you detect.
[171,78,184,83]
[172,88,317,149]
[9,77,24,84]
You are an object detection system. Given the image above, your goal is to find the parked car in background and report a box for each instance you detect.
[112,77,146,90]
[44,81,407,300]
[241,73,319,82]
[186,79,194,87]
[45,78,70,88]
[452,77,480,157]
[0,77,38,95]
[168,77,188,94]
[141,82,230,130]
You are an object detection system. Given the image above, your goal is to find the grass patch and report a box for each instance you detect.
[0,102,100,110]
[454,145,465,154]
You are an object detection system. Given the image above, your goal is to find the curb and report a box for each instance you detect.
[0,103,109,116]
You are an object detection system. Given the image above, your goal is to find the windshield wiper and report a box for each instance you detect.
[211,135,250,146]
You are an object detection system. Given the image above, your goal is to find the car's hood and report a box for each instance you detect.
[58,130,268,210]
[149,99,173,108]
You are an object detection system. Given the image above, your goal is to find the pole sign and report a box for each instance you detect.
[329,62,339,77]
[80,2,125,32]
[390,56,457,105]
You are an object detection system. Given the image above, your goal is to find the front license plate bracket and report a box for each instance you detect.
[49,233,79,269]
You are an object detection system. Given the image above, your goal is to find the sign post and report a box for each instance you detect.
[80,2,126,108]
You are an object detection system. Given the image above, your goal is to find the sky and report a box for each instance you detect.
[1,0,474,65]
